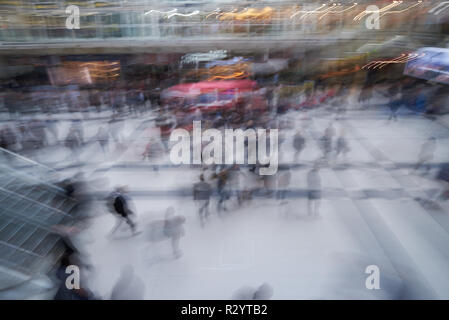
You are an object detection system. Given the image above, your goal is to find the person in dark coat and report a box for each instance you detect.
[108,186,137,236]
[385,85,403,122]
[65,127,81,162]
[358,84,373,109]
[193,174,212,227]
[293,130,306,162]
[335,129,350,163]
[216,169,230,215]
[320,123,335,162]
[52,225,95,300]
[307,164,321,217]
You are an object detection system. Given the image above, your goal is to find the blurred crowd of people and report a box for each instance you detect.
[1,70,448,300]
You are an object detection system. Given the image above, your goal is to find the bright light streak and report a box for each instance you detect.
[378,1,423,20]
[298,5,333,20]
[167,10,200,19]
[362,53,425,70]
[319,3,359,20]
[205,8,221,19]
[144,9,177,16]
[290,4,326,19]
[354,1,401,21]
[208,71,248,81]
[428,1,449,15]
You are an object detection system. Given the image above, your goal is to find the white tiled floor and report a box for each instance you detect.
[20,98,449,299]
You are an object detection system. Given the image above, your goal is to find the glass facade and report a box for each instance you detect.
[0,1,444,42]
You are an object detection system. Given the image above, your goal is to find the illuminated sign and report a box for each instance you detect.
[181,50,228,64]
[404,47,449,85]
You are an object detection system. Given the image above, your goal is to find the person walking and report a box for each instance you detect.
[65,127,82,163]
[277,167,291,203]
[320,123,335,162]
[358,84,373,109]
[292,130,306,162]
[193,174,212,227]
[335,129,350,163]
[142,137,165,173]
[45,114,59,144]
[307,164,321,217]
[108,186,137,237]
[216,168,230,215]
[163,207,186,259]
[71,120,84,145]
[386,85,403,122]
[96,126,110,155]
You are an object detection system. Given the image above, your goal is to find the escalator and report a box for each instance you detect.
[0,147,78,299]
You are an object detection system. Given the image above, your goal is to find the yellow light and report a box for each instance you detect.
[362,53,425,70]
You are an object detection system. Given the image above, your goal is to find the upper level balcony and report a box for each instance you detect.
[0,0,446,54]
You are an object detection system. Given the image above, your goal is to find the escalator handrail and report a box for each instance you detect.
[0,147,58,174]
[0,186,73,218]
